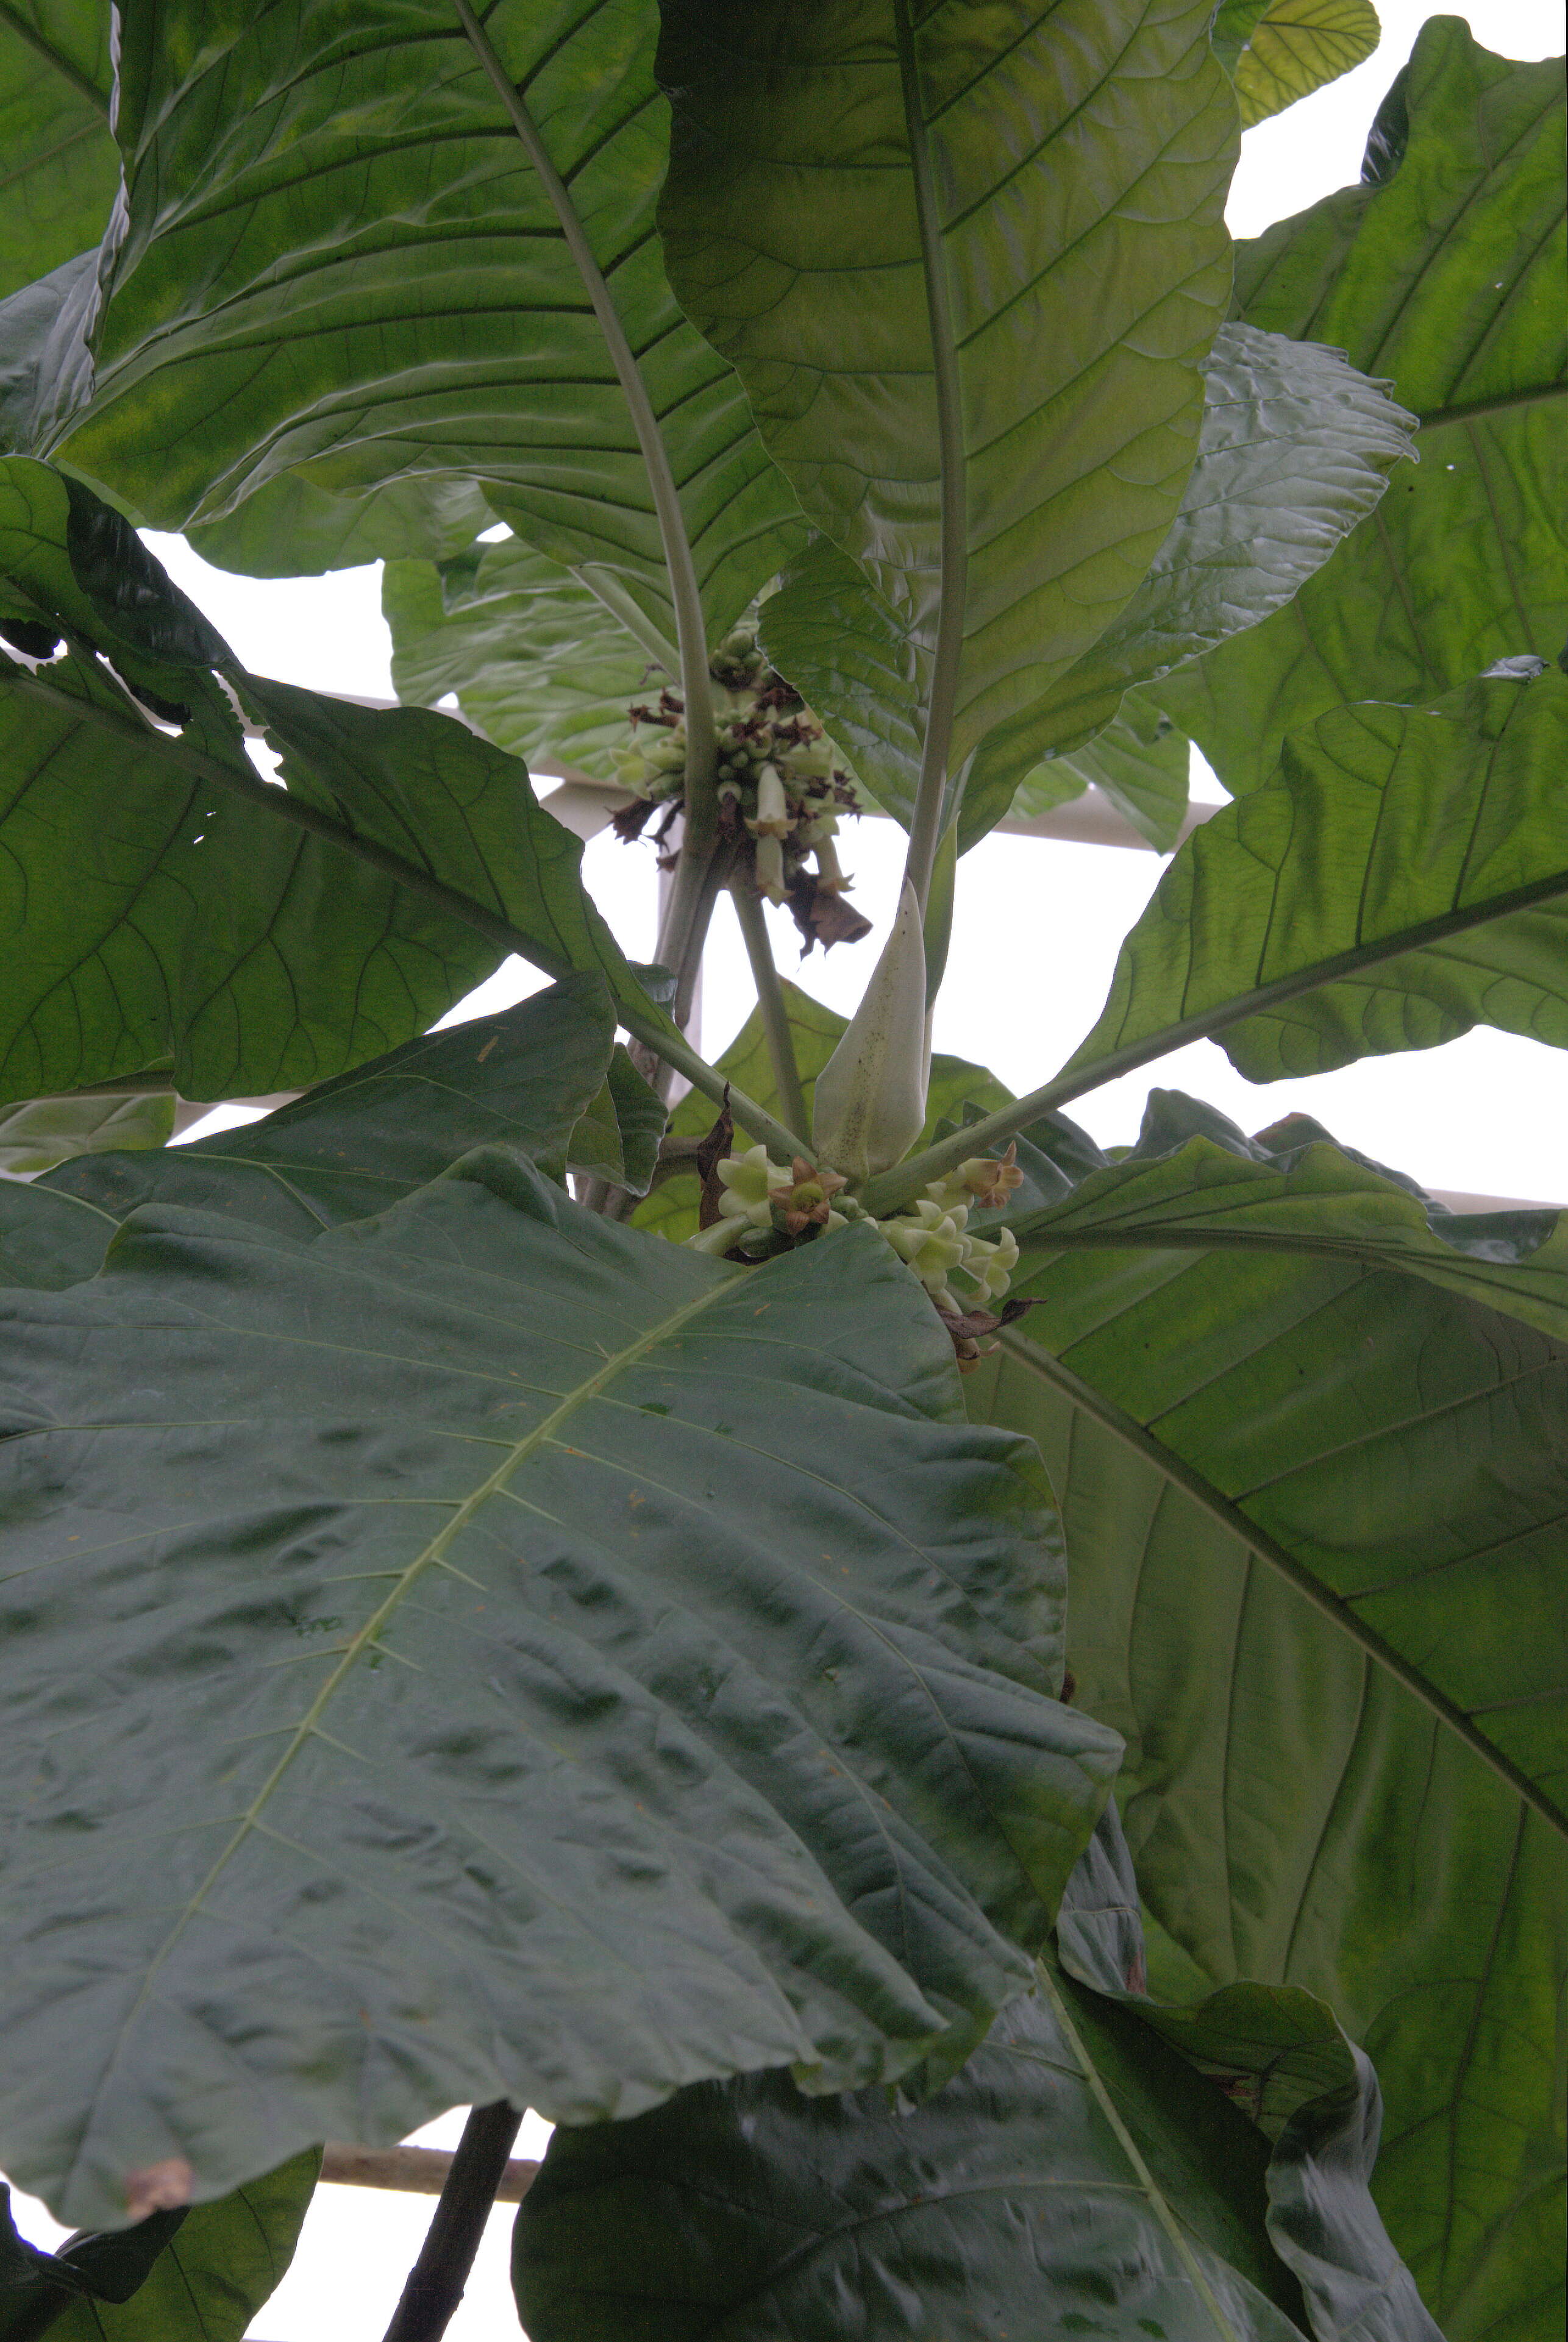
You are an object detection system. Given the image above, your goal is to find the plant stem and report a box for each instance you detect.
[655,827,730,1034]
[380,2101,522,2342]
[893,0,966,920]
[730,880,810,1141]
[860,858,1568,1217]
[9,665,813,1167]
[449,0,721,946]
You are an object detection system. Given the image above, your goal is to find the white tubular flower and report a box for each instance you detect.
[754,835,788,901]
[750,761,791,837]
[811,881,928,1184]
[715,1144,791,1228]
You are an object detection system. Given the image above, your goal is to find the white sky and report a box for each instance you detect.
[5,8,1562,2338]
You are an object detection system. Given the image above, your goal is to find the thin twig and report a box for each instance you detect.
[320,2142,538,2202]
[729,880,810,1141]
[380,2102,522,2342]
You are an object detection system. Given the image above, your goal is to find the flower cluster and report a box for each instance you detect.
[876,1148,1024,1315]
[610,625,871,952]
[688,1147,850,1259]
[687,1140,1027,1365]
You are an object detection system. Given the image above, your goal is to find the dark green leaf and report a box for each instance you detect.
[0,456,668,1102]
[969,1086,1568,1346]
[961,324,1415,841]
[45,2154,319,2342]
[0,4,117,301]
[1058,1806,1441,2342]
[0,638,515,1103]
[1213,2,1381,130]
[1155,21,1567,790]
[235,678,653,1033]
[656,0,1236,783]
[0,977,618,1291]
[0,1167,1118,2224]
[512,1946,1315,2342]
[1069,671,1568,1089]
[0,1093,173,1179]
[384,541,662,783]
[0,454,223,672]
[632,980,1011,1247]
[963,1089,1567,2329]
[21,975,619,1262]
[0,255,101,469]
[0,2188,184,2342]
[55,2,804,641]
[565,1045,665,1196]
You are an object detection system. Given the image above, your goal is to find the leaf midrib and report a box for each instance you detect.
[0,2,109,112]
[87,1259,739,2068]
[997,1329,1567,1838]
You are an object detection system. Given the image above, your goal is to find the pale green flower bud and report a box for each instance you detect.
[960,1224,1019,1301]
[881,1206,970,1293]
[716,1143,792,1228]
[686,1217,748,1258]
[789,737,835,782]
[811,881,928,1184]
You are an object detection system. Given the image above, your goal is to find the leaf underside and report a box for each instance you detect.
[964,1090,1567,2332]
[1154,21,1567,789]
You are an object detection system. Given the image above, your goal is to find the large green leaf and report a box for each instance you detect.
[384,539,660,783]
[1057,1805,1440,2342]
[0,1092,173,1178]
[0,1166,1119,2225]
[757,322,1411,845]
[0,3,117,301]
[960,322,1415,841]
[0,976,627,1291]
[188,473,495,583]
[46,2153,319,2342]
[53,2,804,641]
[971,1086,1568,1347]
[1011,692,1193,850]
[513,1955,1314,2342]
[0,455,666,1102]
[964,1091,1567,2333]
[631,978,1011,1247]
[655,0,1236,794]
[756,535,927,828]
[1213,2,1381,130]
[0,641,491,1103]
[1069,671,1568,1090]
[1154,21,1567,791]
